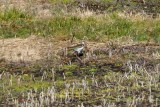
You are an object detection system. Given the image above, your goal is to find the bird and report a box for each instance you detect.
[71,41,87,65]
[73,42,85,57]
[63,41,87,65]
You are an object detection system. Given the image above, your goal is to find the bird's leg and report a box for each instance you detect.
[75,53,83,65]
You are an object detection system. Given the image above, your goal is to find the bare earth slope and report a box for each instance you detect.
[0,36,53,63]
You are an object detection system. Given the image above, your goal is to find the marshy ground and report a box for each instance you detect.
[0,0,160,107]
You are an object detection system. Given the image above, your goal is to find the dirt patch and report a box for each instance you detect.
[0,36,53,63]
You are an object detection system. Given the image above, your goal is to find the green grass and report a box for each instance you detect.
[0,8,160,42]
[49,0,74,4]
[0,8,32,21]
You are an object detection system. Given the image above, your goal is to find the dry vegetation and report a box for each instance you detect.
[0,36,53,63]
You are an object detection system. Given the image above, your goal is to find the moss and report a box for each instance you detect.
[62,64,78,71]
[11,86,29,92]
[115,61,123,67]
[101,88,114,93]
[89,68,97,74]
[49,0,74,4]
[105,96,116,101]
[65,71,73,76]
[55,80,64,88]
[22,74,30,81]
[126,96,133,101]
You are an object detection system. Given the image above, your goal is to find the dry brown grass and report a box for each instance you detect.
[0,0,52,18]
[0,35,53,63]
[118,11,160,22]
